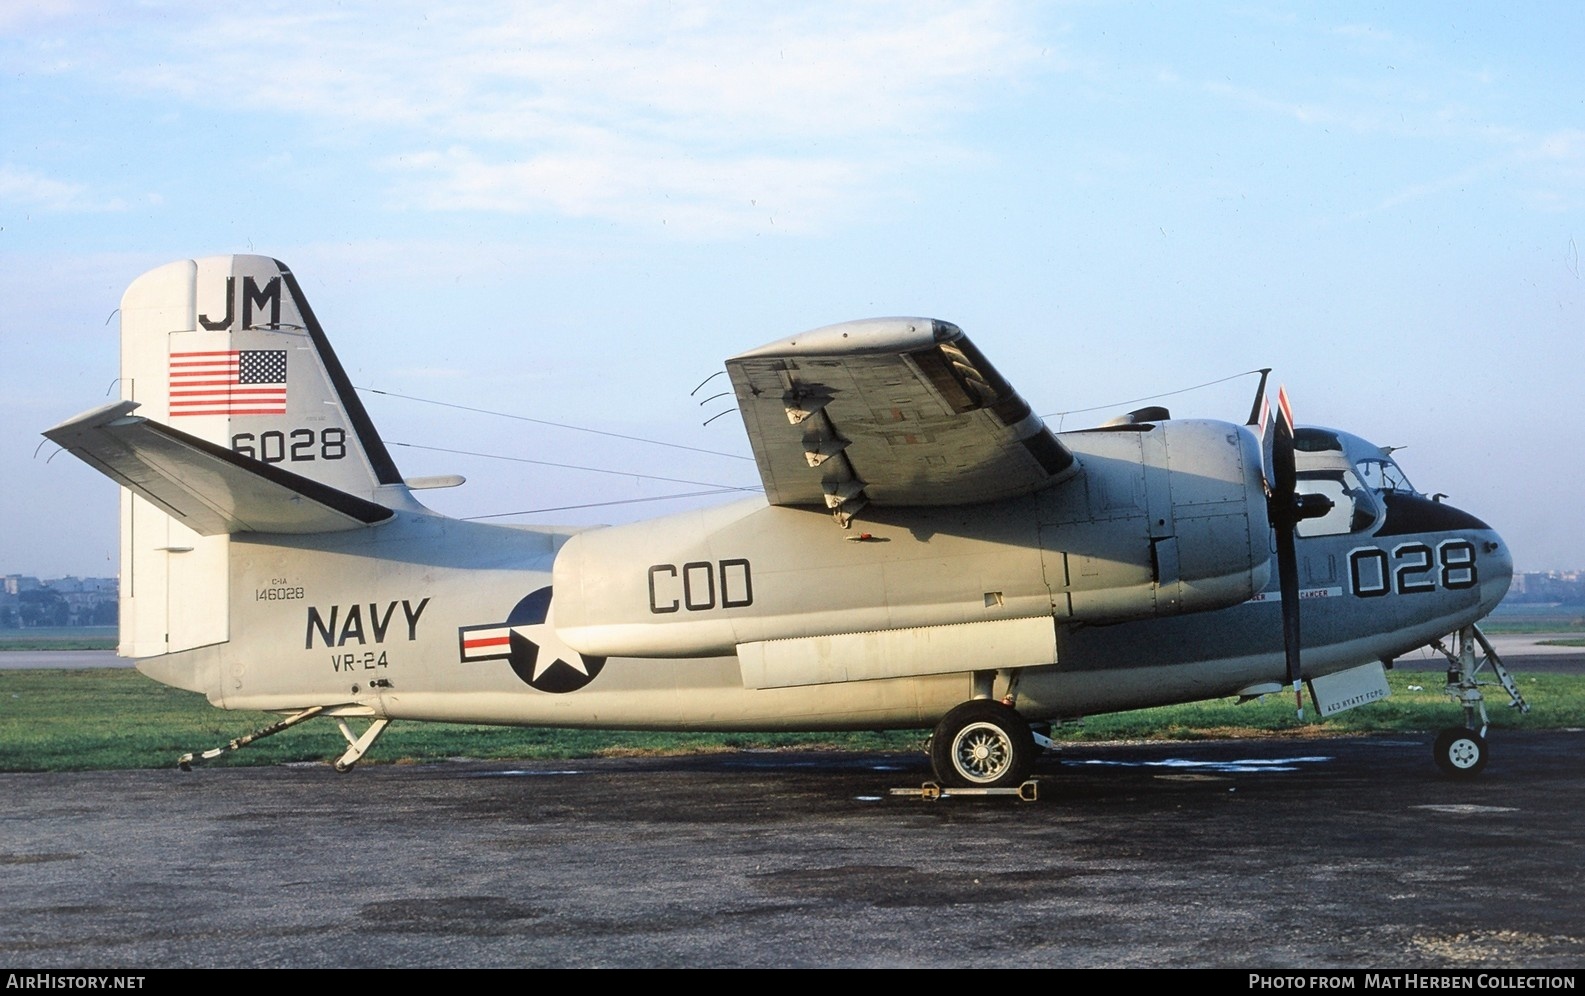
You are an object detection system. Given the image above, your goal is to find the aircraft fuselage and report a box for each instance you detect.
[140,434,1509,732]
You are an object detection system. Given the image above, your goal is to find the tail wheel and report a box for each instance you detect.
[930,700,1036,788]
[1434,727,1488,777]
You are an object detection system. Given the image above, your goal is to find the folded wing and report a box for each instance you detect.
[726,318,1077,524]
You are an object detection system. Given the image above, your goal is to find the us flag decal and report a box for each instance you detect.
[169,349,288,416]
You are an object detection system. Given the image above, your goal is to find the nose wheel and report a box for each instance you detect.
[929,700,1037,788]
[1433,726,1488,777]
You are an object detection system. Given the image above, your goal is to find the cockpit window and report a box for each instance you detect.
[1295,469,1383,537]
[1290,426,1418,528]
[1355,457,1417,495]
[1294,428,1342,452]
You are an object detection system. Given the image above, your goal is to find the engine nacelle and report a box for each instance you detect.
[551,418,1269,663]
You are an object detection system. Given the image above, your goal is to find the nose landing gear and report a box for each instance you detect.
[1428,623,1528,778]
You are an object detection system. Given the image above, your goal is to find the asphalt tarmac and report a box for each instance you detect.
[3,731,1584,969]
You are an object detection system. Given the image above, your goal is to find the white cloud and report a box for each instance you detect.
[385,143,873,236]
[77,1,1043,236]
[0,166,127,212]
[0,0,87,34]
[1200,79,1402,136]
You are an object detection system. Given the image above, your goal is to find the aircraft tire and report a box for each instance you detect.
[930,700,1036,789]
[1433,727,1488,777]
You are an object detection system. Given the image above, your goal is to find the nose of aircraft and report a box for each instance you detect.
[1476,523,1513,618]
[1378,491,1512,617]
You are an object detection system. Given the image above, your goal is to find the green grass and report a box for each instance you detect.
[2,667,1579,772]
[1481,606,1585,634]
[0,669,930,772]
[1482,621,1585,635]
[0,627,117,651]
[1039,668,1576,741]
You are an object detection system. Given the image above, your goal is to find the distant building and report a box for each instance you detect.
[2,575,42,596]
[1508,571,1585,606]
[0,574,118,627]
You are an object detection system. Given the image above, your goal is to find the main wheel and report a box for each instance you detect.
[930,700,1036,788]
[1433,726,1488,777]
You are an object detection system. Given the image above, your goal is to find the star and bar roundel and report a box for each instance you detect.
[457,587,606,693]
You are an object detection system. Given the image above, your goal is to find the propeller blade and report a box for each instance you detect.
[1272,386,1296,499]
[1256,394,1275,492]
[1275,506,1304,719]
[1267,385,1305,720]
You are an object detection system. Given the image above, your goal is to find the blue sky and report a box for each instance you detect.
[4,1,1582,577]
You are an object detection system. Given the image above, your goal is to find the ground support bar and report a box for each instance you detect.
[890,780,1039,802]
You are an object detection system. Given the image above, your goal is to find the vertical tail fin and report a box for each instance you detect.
[122,255,402,496]
[115,255,404,658]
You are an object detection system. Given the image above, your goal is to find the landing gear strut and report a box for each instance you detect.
[929,700,1037,788]
[1427,623,1527,778]
[176,707,391,772]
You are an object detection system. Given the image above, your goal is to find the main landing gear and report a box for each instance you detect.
[929,700,1037,789]
[925,667,1052,790]
[1427,623,1528,778]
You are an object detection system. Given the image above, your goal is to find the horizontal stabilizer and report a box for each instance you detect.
[44,401,394,536]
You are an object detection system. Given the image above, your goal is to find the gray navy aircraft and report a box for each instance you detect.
[43,255,1526,787]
